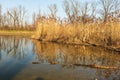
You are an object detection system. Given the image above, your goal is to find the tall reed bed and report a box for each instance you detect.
[35,18,120,47]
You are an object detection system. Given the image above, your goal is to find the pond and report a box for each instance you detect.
[0,36,120,80]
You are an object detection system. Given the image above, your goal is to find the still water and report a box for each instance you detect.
[0,36,120,80]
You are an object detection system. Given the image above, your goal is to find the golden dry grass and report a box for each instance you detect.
[0,30,35,37]
[35,19,120,47]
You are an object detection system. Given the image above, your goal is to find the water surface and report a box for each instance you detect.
[0,36,120,80]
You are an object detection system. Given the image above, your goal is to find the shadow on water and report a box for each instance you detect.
[0,36,120,80]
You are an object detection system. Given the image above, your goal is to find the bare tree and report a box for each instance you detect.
[63,0,71,22]
[63,0,92,24]
[90,2,97,22]
[48,4,57,19]
[2,14,7,27]
[71,0,80,22]
[0,5,2,27]
[99,0,120,22]
[111,0,120,22]
[32,12,36,27]
[7,5,27,28]
[37,8,42,18]
[63,0,80,23]
[18,5,27,27]
[35,8,44,23]
[79,2,91,23]
[7,8,18,27]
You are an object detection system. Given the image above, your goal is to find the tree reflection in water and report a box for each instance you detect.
[33,40,120,80]
[0,36,34,60]
[33,40,120,67]
[0,36,120,80]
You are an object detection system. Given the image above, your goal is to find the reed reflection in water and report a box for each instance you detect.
[0,36,120,80]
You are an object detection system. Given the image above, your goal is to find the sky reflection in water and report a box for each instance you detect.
[0,36,120,80]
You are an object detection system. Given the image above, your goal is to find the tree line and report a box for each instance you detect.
[0,0,120,30]
[35,0,120,26]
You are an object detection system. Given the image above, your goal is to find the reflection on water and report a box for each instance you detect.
[0,36,120,80]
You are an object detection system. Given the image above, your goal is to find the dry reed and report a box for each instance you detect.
[35,19,120,48]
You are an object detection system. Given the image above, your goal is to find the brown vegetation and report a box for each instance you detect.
[0,0,120,50]
[36,18,120,48]
[34,0,120,50]
[0,30,35,37]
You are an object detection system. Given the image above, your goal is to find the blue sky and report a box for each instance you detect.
[0,0,67,23]
[0,0,95,23]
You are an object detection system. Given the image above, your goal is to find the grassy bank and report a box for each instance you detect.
[34,20,120,51]
[0,30,35,37]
